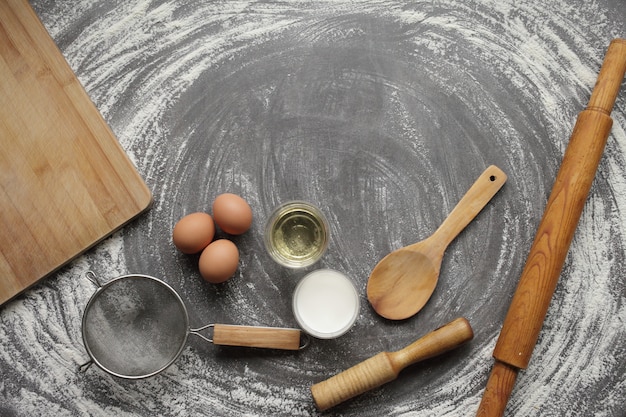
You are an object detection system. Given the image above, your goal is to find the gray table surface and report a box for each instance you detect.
[2,1,626,416]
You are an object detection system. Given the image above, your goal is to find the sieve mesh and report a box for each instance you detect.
[82,275,189,378]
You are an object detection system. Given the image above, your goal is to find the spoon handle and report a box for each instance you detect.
[310,318,474,411]
[428,165,507,251]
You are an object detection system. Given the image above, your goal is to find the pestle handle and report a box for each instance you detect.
[477,38,626,417]
[311,318,473,411]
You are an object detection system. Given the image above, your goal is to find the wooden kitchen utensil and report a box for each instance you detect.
[476,39,626,417]
[311,317,474,411]
[367,165,506,320]
[0,0,152,305]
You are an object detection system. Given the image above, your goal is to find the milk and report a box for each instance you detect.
[292,269,359,339]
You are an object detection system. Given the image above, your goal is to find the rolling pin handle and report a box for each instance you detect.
[587,39,626,114]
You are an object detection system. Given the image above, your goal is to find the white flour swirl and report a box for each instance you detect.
[1,1,625,416]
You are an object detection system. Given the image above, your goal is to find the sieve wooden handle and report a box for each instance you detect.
[311,318,473,411]
[477,38,626,417]
[212,324,302,350]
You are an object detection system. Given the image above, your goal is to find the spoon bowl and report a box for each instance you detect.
[367,166,507,320]
[367,241,440,319]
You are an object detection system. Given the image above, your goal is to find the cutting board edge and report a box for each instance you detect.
[0,197,152,307]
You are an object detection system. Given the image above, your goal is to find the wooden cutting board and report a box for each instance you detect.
[0,0,152,305]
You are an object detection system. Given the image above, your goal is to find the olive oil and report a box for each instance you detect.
[265,202,329,268]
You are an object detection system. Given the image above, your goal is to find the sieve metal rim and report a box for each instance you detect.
[81,273,190,380]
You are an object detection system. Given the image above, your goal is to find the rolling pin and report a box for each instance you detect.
[477,38,626,416]
[311,317,474,411]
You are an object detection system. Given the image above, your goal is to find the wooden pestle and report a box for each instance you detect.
[477,39,626,416]
[311,317,473,411]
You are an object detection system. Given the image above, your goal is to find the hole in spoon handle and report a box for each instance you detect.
[434,165,507,247]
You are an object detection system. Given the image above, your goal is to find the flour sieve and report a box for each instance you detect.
[78,272,305,379]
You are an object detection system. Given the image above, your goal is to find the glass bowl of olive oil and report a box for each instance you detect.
[264,201,329,268]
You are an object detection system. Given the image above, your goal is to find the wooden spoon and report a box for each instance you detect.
[367,165,507,320]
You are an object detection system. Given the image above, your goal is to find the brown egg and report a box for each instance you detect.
[172,212,215,254]
[212,193,253,235]
[198,239,239,283]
